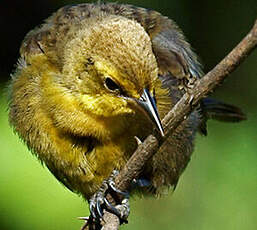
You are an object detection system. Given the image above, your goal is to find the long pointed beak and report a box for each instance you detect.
[136,88,165,137]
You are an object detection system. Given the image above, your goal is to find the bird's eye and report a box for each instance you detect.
[104,77,120,92]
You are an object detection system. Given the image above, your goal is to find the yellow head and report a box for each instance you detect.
[43,15,168,141]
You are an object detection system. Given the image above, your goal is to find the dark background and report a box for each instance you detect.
[0,1,256,230]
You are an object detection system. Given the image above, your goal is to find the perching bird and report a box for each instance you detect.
[8,2,246,223]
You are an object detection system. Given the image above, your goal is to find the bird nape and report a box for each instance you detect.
[8,2,246,227]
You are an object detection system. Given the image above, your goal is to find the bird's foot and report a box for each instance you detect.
[178,75,197,91]
[89,169,130,222]
[79,170,130,229]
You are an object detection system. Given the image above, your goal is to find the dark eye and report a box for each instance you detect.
[104,77,120,91]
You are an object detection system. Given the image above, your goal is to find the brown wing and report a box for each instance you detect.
[20,2,202,79]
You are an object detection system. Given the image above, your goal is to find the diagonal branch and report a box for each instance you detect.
[94,18,257,230]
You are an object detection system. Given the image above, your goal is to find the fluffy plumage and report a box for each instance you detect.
[8,2,245,199]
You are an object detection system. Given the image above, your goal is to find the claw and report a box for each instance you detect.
[178,74,197,92]
[104,197,121,216]
[108,180,129,198]
[84,169,130,226]
[96,197,104,218]
[89,199,97,219]
[103,197,115,210]
[134,136,142,145]
[103,197,129,222]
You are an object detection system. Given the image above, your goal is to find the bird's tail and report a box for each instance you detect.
[199,98,247,135]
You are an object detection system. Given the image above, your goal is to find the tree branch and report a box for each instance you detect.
[90,18,257,230]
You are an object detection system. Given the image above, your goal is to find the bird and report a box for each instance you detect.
[8,2,246,224]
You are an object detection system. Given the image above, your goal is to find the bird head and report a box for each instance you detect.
[51,15,169,139]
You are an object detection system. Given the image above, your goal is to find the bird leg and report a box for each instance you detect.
[80,170,130,228]
[178,74,197,91]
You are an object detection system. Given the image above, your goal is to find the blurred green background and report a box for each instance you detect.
[0,0,256,230]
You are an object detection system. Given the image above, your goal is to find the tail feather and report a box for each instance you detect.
[198,98,246,136]
[202,98,247,122]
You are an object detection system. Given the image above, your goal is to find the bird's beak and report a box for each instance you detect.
[136,88,165,137]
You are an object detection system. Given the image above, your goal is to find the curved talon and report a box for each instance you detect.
[96,197,104,218]
[104,197,114,210]
[87,169,130,224]
[108,180,129,198]
[89,194,105,220]
[134,136,142,145]
[178,75,197,91]
[89,199,97,219]
[104,197,130,222]
[104,197,121,216]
